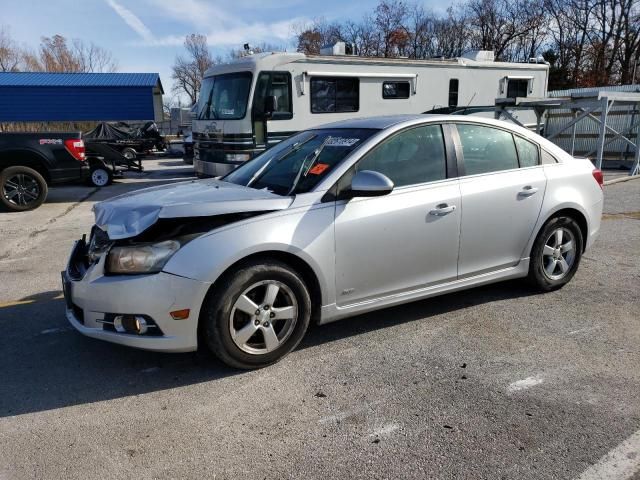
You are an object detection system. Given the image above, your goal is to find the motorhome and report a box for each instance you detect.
[192,45,549,177]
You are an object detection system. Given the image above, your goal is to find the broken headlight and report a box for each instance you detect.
[106,240,180,274]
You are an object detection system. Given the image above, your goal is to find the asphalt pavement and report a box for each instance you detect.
[0,162,638,479]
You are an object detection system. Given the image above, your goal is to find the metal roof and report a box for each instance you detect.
[0,72,163,92]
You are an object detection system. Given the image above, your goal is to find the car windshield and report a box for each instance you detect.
[196,72,252,120]
[222,128,377,195]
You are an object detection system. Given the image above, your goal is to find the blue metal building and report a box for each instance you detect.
[0,72,164,122]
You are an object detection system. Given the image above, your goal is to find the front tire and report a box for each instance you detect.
[0,166,48,212]
[201,259,312,369]
[528,216,583,291]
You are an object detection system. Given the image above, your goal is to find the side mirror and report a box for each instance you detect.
[264,95,277,118]
[348,170,394,198]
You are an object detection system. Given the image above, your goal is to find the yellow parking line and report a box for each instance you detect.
[0,299,35,308]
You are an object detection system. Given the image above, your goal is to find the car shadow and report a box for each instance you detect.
[0,281,539,418]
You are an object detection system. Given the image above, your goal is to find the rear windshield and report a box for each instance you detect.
[222,128,377,195]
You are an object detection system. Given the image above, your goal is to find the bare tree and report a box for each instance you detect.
[466,0,547,61]
[433,7,470,58]
[374,0,409,57]
[617,0,640,83]
[22,35,117,72]
[171,34,215,105]
[0,26,21,72]
[294,18,343,54]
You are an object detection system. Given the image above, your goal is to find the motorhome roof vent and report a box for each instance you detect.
[461,50,495,62]
[320,41,354,56]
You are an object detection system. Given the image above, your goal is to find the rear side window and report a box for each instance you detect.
[311,77,359,113]
[383,81,410,99]
[514,136,539,167]
[457,124,519,175]
[355,125,447,187]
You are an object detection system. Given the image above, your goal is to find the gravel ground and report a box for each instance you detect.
[0,164,638,480]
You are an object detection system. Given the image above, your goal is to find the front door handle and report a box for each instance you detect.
[429,203,456,216]
[518,186,539,197]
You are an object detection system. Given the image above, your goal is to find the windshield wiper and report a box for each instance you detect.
[287,136,332,196]
[247,134,317,188]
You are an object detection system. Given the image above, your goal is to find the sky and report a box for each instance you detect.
[1,0,443,103]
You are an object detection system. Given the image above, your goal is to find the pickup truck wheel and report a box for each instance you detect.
[89,166,113,187]
[0,166,48,212]
[202,259,311,369]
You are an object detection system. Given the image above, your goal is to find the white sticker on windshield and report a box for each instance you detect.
[325,137,360,147]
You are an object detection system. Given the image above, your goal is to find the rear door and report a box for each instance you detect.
[454,123,546,277]
[333,124,461,306]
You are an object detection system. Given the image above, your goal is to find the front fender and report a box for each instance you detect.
[162,203,336,305]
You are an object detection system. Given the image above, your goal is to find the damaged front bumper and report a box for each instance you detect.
[62,238,211,353]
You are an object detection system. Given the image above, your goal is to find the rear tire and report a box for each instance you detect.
[201,259,311,369]
[528,216,583,291]
[0,166,48,212]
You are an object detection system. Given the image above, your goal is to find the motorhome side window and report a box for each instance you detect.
[449,79,459,108]
[253,71,292,120]
[507,79,529,98]
[382,81,410,99]
[311,77,359,113]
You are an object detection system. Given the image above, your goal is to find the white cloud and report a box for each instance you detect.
[106,0,155,42]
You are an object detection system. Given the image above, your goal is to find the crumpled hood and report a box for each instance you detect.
[93,179,293,239]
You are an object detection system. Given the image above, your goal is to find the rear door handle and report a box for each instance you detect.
[429,203,456,216]
[518,186,538,197]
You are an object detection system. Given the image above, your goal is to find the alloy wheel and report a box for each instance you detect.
[541,227,576,281]
[229,280,298,355]
[2,173,41,207]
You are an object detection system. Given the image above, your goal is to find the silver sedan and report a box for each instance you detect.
[63,115,604,369]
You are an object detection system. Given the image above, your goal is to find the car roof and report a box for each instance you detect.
[311,114,549,142]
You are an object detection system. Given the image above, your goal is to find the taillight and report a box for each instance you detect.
[592,168,604,189]
[65,139,86,162]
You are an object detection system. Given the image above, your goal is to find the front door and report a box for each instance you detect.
[334,124,461,306]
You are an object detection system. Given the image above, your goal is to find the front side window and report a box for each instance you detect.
[507,79,529,98]
[355,125,447,187]
[383,81,410,99]
[253,71,292,120]
[457,124,519,175]
[197,72,252,120]
[311,77,359,113]
[514,135,540,167]
[222,128,376,195]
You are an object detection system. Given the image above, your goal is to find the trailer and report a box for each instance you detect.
[84,121,166,160]
[192,45,549,177]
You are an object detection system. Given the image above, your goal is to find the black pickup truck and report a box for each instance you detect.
[0,132,89,211]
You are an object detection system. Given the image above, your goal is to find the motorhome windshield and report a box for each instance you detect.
[222,128,377,195]
[196,72,252,120]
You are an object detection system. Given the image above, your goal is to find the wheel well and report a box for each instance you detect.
[198,251,323,337]
[545,208,589,252]
[0,151,51,183]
